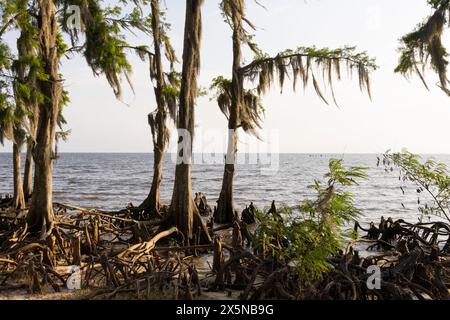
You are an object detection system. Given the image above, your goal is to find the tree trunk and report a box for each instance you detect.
[16,20,38,203]
[27,0,61,236]
[139,0,168,217]
[169,0,210,245]
[215,130,238,223]
[13,143,25,209]
[23,141,33,201]
[214,1,244,224]
[140,141,164,216]
[170,164,195,241]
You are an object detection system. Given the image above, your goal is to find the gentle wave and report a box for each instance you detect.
[1,153,450,224]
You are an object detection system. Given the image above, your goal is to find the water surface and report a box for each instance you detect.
[1,153,449,225]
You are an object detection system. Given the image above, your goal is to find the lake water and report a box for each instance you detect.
[1,153,449,225]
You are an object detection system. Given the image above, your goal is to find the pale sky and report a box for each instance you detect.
[1,0,450,154]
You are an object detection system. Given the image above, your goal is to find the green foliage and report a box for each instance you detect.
[325,158,370,186]
[58,1,156,98]
[79,0,132,98]
[162,82,179,100]
[253,206,340,282]
[0,93,14,144]
[209,76,232,116]
[252,159,368,284]
[210,75,264,132]
[12,50,46,122]
[395,0,450,95]
[162,71,181,122]
[0,39,17,145]
[0,0,150,143]
[240,46,377,105]
[1,0,61,145]
[0,42,11,69]
[382,150,450,222]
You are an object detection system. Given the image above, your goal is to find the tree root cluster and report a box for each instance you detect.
[1,199,450,300]
[0,202,202,298]
[205,213,450,300]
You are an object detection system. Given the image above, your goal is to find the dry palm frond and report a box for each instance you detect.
[396,0,450,96]
[240,46,376,105]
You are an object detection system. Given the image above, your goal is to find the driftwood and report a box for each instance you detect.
[117,227,178,263]
[0,202,181,296]
[2,197,450,300]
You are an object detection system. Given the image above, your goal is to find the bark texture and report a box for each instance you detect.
[215,0,244,224]
[13,143,25,209]
[169,0,210,244]
[27,0,61,235]
[139,0,168,217]
[23,141,33,201]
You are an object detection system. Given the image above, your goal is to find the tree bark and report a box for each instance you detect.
[214,1,244,224]
[215,130,238,223]
[27,0,61,236]
[139,0,168,217]
[140,143,164,215]
[13,142,25,209]
[169,0,210,245]
[23,141,33,201]
[14,21,37,207]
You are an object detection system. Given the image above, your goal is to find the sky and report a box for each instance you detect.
[1,0,450,154]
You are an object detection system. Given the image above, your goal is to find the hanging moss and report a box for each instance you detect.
[240,46,376,104]
[396,0,450,95]
[210,75,263,133]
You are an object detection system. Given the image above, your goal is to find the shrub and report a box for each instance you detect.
[382,150,450,222]
[252,159,368,284]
